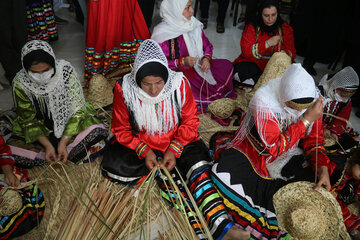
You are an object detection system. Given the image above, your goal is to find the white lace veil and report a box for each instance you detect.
[231,63,317,149]
[122,39,185,136]
[13,40,86,138]
[151,0,203,58]
[319,66,359,101]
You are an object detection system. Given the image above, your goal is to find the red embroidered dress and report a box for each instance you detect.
[233,22,296,71]
[112,78,200,159]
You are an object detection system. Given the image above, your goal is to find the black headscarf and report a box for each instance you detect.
[22,49,56,72]
[248,0,284,35]
[135,62,169,87]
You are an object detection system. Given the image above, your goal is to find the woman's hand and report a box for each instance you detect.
[303,96,323,123]
[161,150,176,171]
[45,144,58,162]
[145,149,159,170]
[2,165,20,187]
[184,56,198,67]
[266,35,281,48]
[38,136,57,162]
[200,57,210,73]
[323,129,339,142]
[57,142,68,162]
[314,166,331,191]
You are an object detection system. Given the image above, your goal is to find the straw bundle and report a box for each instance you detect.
[15,156,211,240]
[51,166,211,240]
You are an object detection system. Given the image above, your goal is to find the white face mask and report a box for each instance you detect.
[284,106,306,119]
[28,68,54,84]
[334,92,347,103]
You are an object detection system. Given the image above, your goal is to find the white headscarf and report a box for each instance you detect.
[122,39,186,136]
[319,66,359,103]
[231,63,317,149]
[151,0,203,59]
[231,63,317,179]
[13,40,86,138]
[151,0,217,85]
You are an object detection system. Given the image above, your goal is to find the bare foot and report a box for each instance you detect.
[222,226,250,240]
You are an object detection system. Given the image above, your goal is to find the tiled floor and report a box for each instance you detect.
[1,2,359,132]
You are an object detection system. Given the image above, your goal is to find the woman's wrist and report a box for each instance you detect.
[300,116,311,129]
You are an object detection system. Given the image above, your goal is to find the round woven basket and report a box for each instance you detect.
[208,98,236,119]
[85,74,114,109]
[0,189,23,216]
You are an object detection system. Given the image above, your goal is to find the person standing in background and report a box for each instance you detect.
[0,0,28,87]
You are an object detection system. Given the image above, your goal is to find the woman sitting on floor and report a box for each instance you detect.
[212,64,332,239]
[101,39,249,240]
[8,40,108,168]
[151,0,236,113]
[319,66,359,153]
[233,0,296,89]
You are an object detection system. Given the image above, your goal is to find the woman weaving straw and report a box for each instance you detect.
[151,0,236,114]
[8,40,108,168]
[319,66,359,153]
[101,39,250,240]
[211,63,332,239]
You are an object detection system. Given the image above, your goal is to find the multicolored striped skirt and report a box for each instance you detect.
[212,147,290,240]
[26,0,58,42]
[102,140,234,240]
[0,168,45,239]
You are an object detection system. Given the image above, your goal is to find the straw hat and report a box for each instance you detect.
[273,181,350,240]
[208,98,236,119]
[324,137,336,147]
[0,189,23,216]
[85,74,114,109]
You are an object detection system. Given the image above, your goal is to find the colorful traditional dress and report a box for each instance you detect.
[102,39,237,240]
[0,136,45,239]
[233,0,296,87]
[26,0,58,42]
[319,66,360,152]
[333,170,360,234]
[152,0,236,112]
[8,40,108,168]
[85,0,150,85]
[212,64,330,239]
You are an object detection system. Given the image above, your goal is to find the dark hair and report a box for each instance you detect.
[249,0,284,35]
[23,49,56,71]
[135,62,168,87]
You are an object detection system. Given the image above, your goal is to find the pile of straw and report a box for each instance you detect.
[16,158,211,240]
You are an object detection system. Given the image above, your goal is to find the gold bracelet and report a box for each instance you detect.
[181,57,185,66]
[300,117,311,129]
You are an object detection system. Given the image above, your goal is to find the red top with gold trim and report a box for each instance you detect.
[111,78,200,159]
[323,100,352,136]
[231,117,330,178]
[233,22,296,71]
